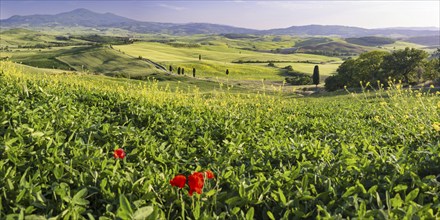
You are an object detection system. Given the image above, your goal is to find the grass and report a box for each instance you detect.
[114,42,341,82]
[1,29,430,91]
[1,46,92,70]
[1,60,439,219]
[57,46,161,77]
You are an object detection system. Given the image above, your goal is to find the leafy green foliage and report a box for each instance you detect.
[0,61,439,219]
[313,65,320,86]
[325,48,433,91]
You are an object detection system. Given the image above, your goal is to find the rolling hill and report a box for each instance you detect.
[1,9,438,37]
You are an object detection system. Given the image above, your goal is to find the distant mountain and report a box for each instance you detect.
[1,9,438,37]
[1,8,136,27]
[378,27,440,31]
[261,25,369,37]
[262,25,439,38]
[0,8,254,35]
[404,35,440,46]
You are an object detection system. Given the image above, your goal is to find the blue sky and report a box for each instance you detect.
[1,1,439,29]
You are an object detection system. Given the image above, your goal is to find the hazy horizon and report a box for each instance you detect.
[1,1,439,30]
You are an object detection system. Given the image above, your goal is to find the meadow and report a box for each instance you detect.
[2,28,433,91]
[1,60,439,219]
[114,41,341,80]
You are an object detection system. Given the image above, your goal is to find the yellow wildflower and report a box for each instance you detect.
[433,122,440,132]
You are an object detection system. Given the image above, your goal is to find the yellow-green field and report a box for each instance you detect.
[114,42,342,81]
[57,47,160,77]
[1,29,433,92]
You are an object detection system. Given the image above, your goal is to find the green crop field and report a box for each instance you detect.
[57,47,161,77]
[114,42,341,82]
[1,60,439,219]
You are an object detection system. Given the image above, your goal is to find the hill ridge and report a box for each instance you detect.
[1,8,439,37]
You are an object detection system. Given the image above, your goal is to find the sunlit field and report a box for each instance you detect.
[1,60,439,219]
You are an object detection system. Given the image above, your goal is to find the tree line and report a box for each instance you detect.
[325,48,440,91]
[168,65,229,78]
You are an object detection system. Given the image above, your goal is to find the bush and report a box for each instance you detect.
[324,75,345,91]
[283,65,294,71]
[285,72,312,85]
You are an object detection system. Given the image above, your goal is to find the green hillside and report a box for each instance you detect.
[1,60,439,219]
[114,42,341,82]
[345,36,396,46]
[57,47,161,77]
[1,29,431,89]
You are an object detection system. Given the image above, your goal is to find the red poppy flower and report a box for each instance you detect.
[205,170,215,179]
[188,172,204,196]
[113,148,126,159]
[170,175,187,188]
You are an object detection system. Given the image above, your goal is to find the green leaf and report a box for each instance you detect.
[86,213,95,220]
[24,215,47,220]
[225,196,242,206]
[405,188,419,203]
[72,188,88,206]
[133,206,154,220]
[342,186,357,198]
[117,194,133,219]
[356,181,367,194]
[205,189,216,197]
[193,202,200,219]
[393,184,408,192]
[245,207,254,220]
[359,201,366,217]
[300,195,315,201]
[223,170,233,179]
[231,207,240,215]
[53,166,64,180]
[278,188,287,205]
[390,194,403,208]
[31,131,44,138]
[267,211,276,220]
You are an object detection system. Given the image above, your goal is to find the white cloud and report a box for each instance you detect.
[157,3,186,11]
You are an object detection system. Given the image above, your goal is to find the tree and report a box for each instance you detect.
[193,68,196,77]
[182,68,185,75]
[355,51,389,84]
[177,67,181,75]
[199,54,201,61]
[312,65,320,88]
[169,65,173,72]
[381,47,428,84]
[324,58,357,91]
[325,48,431,91]
[226,69,229,75]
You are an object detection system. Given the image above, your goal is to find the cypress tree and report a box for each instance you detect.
[169,65,173,72]
[193,68,196,77]
[177,67,181,75]
[313,65,320,88]
[199,54,201,61]
[226,69,229,75]
[182,68,185,75]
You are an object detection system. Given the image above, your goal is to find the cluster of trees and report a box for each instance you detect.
[169,65,230,78]
[166,42,200,48]
[74,35,133,45]
[325,48,439,91]
[284,65,320,86]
